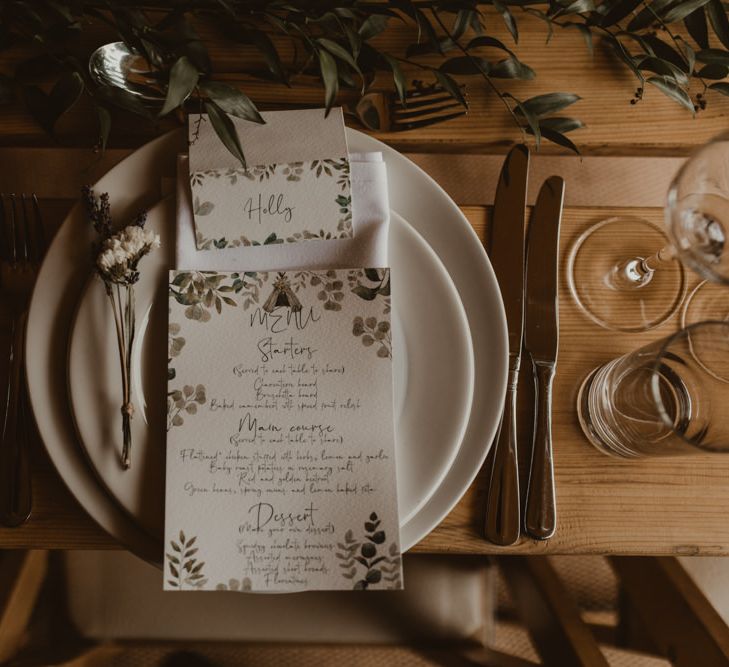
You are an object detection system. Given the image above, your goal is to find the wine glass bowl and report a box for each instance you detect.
[667,134,729,325]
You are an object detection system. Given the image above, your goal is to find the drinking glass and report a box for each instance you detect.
[568,133,729,332]
[577,321,729,457]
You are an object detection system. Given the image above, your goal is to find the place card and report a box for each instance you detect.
[188,108,353,250]
[165,268,403,592]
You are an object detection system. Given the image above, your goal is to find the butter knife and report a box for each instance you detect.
[524,176,564,541]
[484,144,529,546]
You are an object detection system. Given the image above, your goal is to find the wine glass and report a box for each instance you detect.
[568,133,729,332]
[670,136,729,326]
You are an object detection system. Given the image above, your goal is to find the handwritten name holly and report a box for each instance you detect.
[244,193,294,225]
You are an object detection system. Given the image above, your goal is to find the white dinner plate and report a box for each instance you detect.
[26,128,507,561]
[67,198,474,536]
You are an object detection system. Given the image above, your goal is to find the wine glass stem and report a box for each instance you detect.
[610,244,677,290]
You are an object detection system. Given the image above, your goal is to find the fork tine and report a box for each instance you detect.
[394,93,466,111]
[393,101,464,120]
[405,83,466,100]
[8,194,17,264]
[0,195,8,263]
[14,194,28,263]
[21,195,35,263]
[393,110,467,131]
[31,194,45,258]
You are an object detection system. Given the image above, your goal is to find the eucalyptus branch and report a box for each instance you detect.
[429,8,525,139]
[643,0,708,92]
[6,1,729,155]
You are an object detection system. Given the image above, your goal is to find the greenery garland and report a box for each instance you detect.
[2,1,729,159]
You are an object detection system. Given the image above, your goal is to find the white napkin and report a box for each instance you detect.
[176,153,390,270]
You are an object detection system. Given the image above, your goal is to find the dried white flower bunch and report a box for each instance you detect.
[82,185,159,470]
[96,225,160,285]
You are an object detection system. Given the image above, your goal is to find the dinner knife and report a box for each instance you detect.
[484,144,529,546]
[524,176,565,541]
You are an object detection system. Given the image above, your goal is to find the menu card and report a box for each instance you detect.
[165,268,403,592]
[188,108,353,250]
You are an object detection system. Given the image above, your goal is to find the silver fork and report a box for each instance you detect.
[0,194,44,527]
[352,81,468,132]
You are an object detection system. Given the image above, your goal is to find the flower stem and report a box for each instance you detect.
[107,283,134,470]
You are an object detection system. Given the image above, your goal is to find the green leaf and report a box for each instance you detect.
[678,38,696,73]
[342,22,363,60]
[467,35,517,59]
[405,38,455,58]
[359,15,389,41]
[24,70,84,135]
[696,48,729,65]
[160,56,198,117]
[439,56,489,75]
[531,125,581,155]
[493,0,518,43]
[317,47,339,114]
[539,116,586,133]
[604,34,645,81]
[685,6,710,48]
[198,81,264,124]
[646,76,695,113]
[412,8,442,53]
[518,92,581,118]
[556,0,596,16]
[249,30,288,84]
[599,0,643,26]
[709,81,729,95]
[204,100,246,167]
[634,55,689,85]
[434,70,467,108]
[318,38,361,77]
[707,0,729,50]
[509,95,541,149]
[382,54,406,104]
[489,58,535,80]
[663,0,712,24]
[49,71,84,125]
[95,105,111,151]
[452,9,473,40]
[642,35,692,72]
[627,0,675,31]
[697,63,729,78]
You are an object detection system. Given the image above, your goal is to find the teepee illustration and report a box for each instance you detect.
[262,272,303,313]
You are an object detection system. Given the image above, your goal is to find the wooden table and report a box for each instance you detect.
[2,10,729,556]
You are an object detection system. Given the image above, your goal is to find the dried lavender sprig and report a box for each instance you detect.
[81,185,113,239]
[131,209,148,228]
